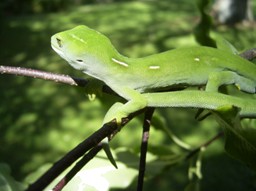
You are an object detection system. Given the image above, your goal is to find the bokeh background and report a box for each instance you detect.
[0,0,256,190]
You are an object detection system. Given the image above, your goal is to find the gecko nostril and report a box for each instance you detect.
[76,59,83,63]
[56,38,62,48]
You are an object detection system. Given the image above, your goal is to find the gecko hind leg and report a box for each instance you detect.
[196,71,255,120]
[206,71,256,93]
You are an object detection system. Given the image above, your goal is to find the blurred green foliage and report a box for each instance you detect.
[0,0,134,16]
[0,0,256,190]
[1,0,72,15]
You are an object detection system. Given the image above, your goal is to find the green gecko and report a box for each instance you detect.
[51,25,256,124]
[51,25,256,168]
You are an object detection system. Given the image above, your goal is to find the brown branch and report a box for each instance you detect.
[0,65,116,95]
[137,108,155,191]
[0,65,88,87]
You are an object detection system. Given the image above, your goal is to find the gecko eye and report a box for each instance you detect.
[56,38,62,48]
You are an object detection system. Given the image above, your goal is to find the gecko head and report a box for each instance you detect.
[51,25,117,71]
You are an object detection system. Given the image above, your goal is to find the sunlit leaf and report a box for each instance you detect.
[25,150,138,191]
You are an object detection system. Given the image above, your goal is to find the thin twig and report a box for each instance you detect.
[186,131,224,160]
[137,108,155,191]
[0,65,116,94]
[0,65,88,87]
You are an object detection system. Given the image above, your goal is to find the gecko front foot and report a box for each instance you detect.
[102,102,129,126]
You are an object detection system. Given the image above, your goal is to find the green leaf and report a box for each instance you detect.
[63,159,137,191]
[0,163,26,191]
[213,106,256,171]
[194,0,216,47]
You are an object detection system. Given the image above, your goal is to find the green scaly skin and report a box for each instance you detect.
[51,25,256,167]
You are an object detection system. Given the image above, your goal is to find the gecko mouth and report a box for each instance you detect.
[51,44,64,56]
[51,41,68,62]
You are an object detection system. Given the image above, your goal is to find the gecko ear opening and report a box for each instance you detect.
[76,59,84,63]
